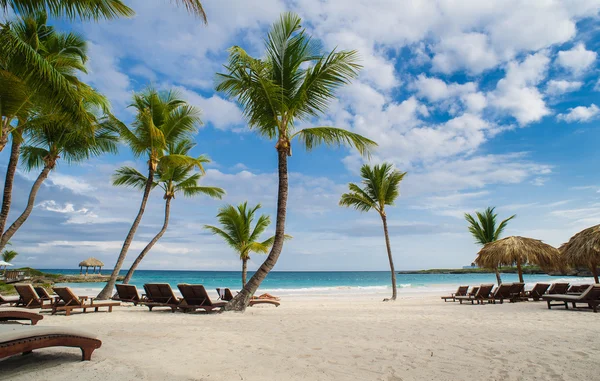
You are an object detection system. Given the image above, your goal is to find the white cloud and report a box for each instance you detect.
[432,32,498,74]
[488,52,551,125]
[557,104,600,123]
[545,80,583,96]
[46,173,94,194]
[556,43,597,74]
[175,87,244,130]
[413,75,477,102]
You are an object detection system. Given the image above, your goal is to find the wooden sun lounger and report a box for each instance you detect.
[217,288,281,307]
[567,284,591,294]
[178,284,227,312]
[488,283,513,304]
[441,286,469,302]
[113,284,145,305]
[456,284,494,304]
[34,286,56,303]
[508,282,526,302]
[0,309,43,325]
[14,284,53,309]
[542,284,600,313]
[143,283,180,312]
[0,325,101,361]
[547,283,570,295]
[51,287,120,316]
[525,283,550,301]
[468,286,480,296]
[0,293,19,306]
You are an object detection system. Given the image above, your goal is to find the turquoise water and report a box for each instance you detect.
[45,269,593,295]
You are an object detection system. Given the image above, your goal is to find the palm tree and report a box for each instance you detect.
[96,87,202,299]
[0,100,119,251]
[464,207,516,285]
[0,13,103,246]
[2,1,207,22]
[339,163,406,301]
[215,12,376,311]
[1,249,17,263]
[120,140,224,284]
[204,202,285,287]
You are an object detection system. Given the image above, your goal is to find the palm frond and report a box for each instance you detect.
[2,0,134,20]
[112,166,152,190]
[291,127,376,158]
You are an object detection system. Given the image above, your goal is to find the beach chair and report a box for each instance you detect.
[217,288,281,307]
[567,284,591,294]
[542,284,600,313]
[508,282,526,302]
[113,284,144,305]
[14,284,53,309]
[34,286,57,303]
[0,309,43,325]
[143,283,180,312]
[456,284,494,304]
[51,287,120,316]
[441,286,469,302]
[525,283,550,301]
[0,293,19,306]
[547,283,570,295]
[468,286,480,296]
[488,283,513,304]
[0,324,102,361]
[178,284,227,312]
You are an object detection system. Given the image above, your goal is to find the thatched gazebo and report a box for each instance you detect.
[79,257,104,276]
[560,224,600,283]
[475,236,559,283]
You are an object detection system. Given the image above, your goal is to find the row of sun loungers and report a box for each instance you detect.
[442,283,600,312]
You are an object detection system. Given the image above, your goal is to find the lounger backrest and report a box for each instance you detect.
[548,283,569,294]
[144,283,177,304]
[178,284,211,306]
[53,287,81,306]
[530,283,550,297]
[469,286,480,296]
[578,284,600,300]
[14,284,40,305]
[456,286,469,296]
[494,283,513,298]
[509,283,525,296]
[224,288,235,301]
[116,284,139,301]
[476,284,494,298]
[34,287,52,299]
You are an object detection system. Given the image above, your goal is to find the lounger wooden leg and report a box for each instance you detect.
[547,301,551,310]
[81,346,95,361]
[564,302,568,310]
[65,309,71,316]
[108,306,113,313]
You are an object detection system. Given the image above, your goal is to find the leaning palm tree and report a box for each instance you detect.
[204,202,282,287]
[2,1,207,22]
[216,12,376,311]
[464,207,515,285]
[339,163,406,301]
[96,87,201,299]
[120,140,224,284]
[0,100,119,251]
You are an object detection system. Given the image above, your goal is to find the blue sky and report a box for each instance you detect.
[3,0,600,271]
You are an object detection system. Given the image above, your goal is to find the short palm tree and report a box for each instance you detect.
[120,140,224,284]
[464,207,516,285]
[2,1,206,22]
[1,249,17,263]
[97,87,202,299]
[0,101,119,251]
[216,12,376,311]
[205,202,285,287]
[339,163,406,301]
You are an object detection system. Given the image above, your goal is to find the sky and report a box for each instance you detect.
[3,0,600,272]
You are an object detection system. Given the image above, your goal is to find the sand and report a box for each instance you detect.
[1,292,599,381]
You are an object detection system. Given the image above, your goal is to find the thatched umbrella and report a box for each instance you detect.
[475,236,559,283]
[78,257,104,276]
[560,224,600,283]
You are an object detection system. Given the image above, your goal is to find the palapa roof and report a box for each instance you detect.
[560,224,600,266]
[475,236,559,270]
[78,257,104,267]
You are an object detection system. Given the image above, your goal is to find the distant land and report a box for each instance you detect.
[397,265,594,276]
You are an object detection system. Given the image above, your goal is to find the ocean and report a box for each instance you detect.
[45,269,594,296]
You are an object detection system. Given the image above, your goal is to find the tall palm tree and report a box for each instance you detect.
[0,13,101,246]
[0,100,119,251]
[205,202,284,287]
[2,1,207,22]
[96,87,201,299]
[339,163,406,301]
[120,140,224,284]
[464,207,516,285]
[216,12,377,311]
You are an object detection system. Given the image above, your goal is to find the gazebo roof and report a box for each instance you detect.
[78,257,104,267]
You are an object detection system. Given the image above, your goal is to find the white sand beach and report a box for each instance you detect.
[2,292,599,381]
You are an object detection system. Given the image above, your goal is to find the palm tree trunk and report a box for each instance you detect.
[0,138,21,250]
[516,260,524,283]
[0,165,51,249]
[96,166,155,299]
[224,149,288,312]
[381,213,397,301]
[122,197,171,284]
[591,264,599,284]
[241,258,248,288]
[494,268,502,285]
